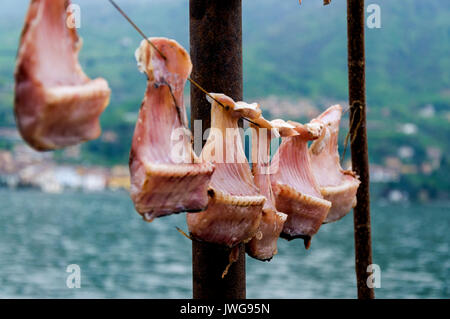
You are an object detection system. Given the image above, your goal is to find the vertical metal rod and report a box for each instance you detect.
[347,0,375,299]
[189,0,245,299]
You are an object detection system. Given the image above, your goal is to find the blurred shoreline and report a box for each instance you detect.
[0,134,446,204]
[0,142,130,194]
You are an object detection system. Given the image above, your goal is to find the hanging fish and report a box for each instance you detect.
[187,94,265,248]
[14,0,110,151]
[309,105,360,223]
[270,120,332,248]
[130,37,214,221]
[246,116,289,261]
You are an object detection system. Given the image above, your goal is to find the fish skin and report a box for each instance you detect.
[246,118,287,261]
[309,105,361,223]
[273,183,331,241]
[14,0,110,151]
[129,38,214,221]
[270,121,331,246]
[187,94,265,248]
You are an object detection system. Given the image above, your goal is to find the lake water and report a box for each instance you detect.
[0,189,448,299]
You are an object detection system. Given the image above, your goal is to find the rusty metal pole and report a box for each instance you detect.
[347,0,375,299]
[189,0,245,299]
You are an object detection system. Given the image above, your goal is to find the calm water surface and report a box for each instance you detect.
[0,189,448,298]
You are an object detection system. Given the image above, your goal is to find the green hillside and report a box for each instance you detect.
[0,0,448,200]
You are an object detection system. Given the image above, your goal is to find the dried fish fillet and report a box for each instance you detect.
[187,94,265,248]
[14,0,110,151]
[246,117,287,261]
[309,105,360,223]
[130,37,214,221]
[271,120,331,248]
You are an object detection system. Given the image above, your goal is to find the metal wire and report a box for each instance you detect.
[108,0,260,127]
